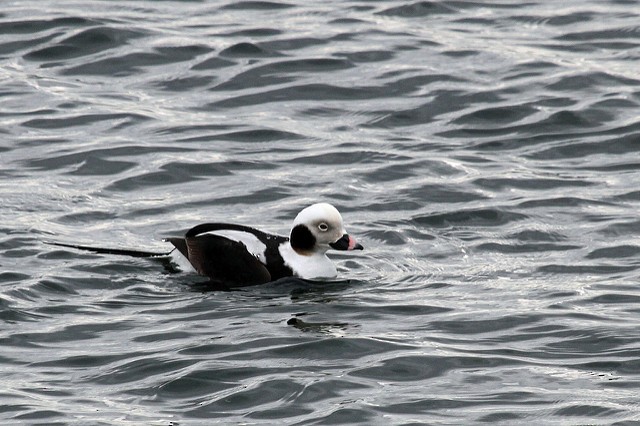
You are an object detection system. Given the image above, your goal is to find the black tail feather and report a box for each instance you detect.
[45,241,174,258]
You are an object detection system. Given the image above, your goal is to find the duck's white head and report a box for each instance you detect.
[289,203,363,256]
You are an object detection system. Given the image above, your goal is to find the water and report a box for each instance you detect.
[2,0,640,423]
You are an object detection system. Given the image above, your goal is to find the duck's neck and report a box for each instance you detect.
[279,242,337,279]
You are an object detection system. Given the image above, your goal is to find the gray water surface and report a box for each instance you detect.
[2,1,640,424]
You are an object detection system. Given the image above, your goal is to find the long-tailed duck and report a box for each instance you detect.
[166,203,363,286]
[48,203,363,288]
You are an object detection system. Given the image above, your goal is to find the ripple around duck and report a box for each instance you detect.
[219,42,283,58]
[586,245,640,259]
[104,161,234,191]
[206,128,304,142]
[398,184,488,204]
[22,112,151,130]
[545,71,640,93]
[0,33,60,56]
[474,177,594,191]
[223,337,414,361]
[376,1,458,17]
[208,83,373,109]
[526,129,640,160]
[211,58,354,91]
[412,208,528,228]
[23,145,189,171]
[476,242,582,254]
[537,264,638,275]
[351,354,523,382]
[0,16,95,35]
[61,45,212,76]
[23,26,146,61]
[218,1,295,11]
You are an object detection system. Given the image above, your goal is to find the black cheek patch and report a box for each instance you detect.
[290,224,316,252]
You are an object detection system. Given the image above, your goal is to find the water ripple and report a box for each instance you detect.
[2,0,640,423]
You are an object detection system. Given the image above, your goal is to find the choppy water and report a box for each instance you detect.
[2,0,640,424]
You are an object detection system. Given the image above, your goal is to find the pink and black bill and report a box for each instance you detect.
[329,234,363,251]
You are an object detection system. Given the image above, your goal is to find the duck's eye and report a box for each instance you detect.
[318,223,329,232]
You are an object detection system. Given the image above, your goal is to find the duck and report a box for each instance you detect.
[165,202,363,287]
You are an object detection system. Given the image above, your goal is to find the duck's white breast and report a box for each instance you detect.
[278,243,337,279]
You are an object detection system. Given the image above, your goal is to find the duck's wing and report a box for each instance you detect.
[190,223,290,275]
[179,232,271,287]
[168,223,286,287]
[185,223,285,243]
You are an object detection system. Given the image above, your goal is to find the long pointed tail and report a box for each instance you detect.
[45,241,174,258]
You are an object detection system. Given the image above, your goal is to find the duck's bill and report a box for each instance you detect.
[329,234,363,251]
